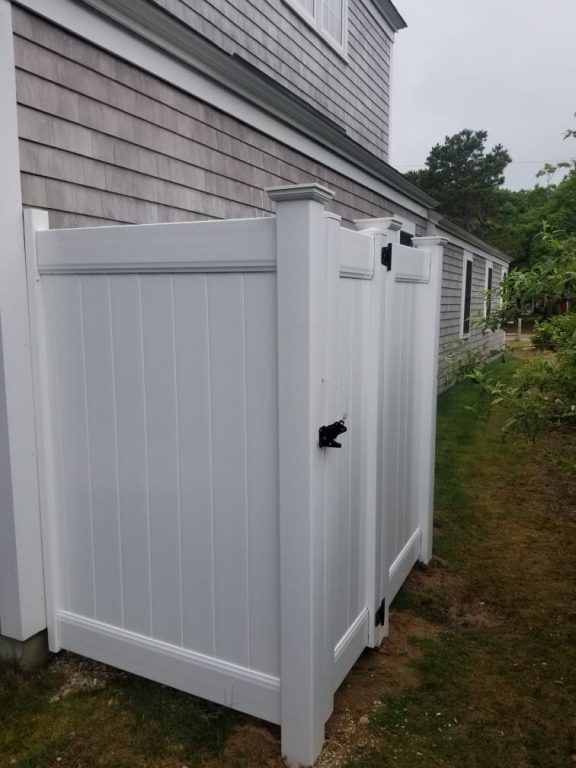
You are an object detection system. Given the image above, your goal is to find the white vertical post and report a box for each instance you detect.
[322,211,340,713]
[0,2,46,641]
[23,210,62,652]
[411,236,446,563]
[266,183,335,768]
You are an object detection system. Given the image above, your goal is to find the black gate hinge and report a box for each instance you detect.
[375,598,386,627]
[381,244,392,271]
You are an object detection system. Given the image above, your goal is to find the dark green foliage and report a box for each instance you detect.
[532,313,576,349]
[405,129,511,234]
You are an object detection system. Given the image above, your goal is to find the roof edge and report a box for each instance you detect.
[369,0,407,31]
[438,218,512,263]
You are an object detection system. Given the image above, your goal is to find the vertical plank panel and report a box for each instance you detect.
[244,273,280,677]
[173,274,215,657]
[43,277,70,612]
[51,277,95,618]
[140,276,182,646]
[404,287,417,544]
[334,278,352,641]
[207,273,249,667]
[385,287,401,570]
[80,276,123,627]
[348,282,364,621]
[397,285,410,554]
[110,276,151,636]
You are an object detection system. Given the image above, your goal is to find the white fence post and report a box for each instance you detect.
[23,209,61,651]
[0,4,46,642]
[411,236,446,563]
[267,183,335,767]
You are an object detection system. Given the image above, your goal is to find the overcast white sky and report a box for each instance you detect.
[389,0,576,190]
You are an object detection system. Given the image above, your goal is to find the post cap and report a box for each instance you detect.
[266,183,335,204]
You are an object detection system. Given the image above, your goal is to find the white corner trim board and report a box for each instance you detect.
[36,218,277,274]
[13,0,429,221]
[58,611,281,723]
[0,0,46,641]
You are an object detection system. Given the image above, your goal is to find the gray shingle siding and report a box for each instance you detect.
[148,0,391,159]
[12,7,419,230]
[438,243,505,392]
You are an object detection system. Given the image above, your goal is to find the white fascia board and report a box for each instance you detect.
[12,0,430,221]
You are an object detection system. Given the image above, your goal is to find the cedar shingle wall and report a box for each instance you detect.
[149,0,392,159]
[438,243,505,392]
[12,8,420,231]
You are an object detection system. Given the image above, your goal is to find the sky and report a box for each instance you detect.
[389,0,576,190]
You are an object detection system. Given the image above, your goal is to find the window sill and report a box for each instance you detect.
[282,0,349,63]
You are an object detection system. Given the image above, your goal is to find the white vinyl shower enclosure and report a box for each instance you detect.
[22,184,445,767]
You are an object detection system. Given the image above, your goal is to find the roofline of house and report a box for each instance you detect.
[437,218,512,264]
[370,0,407,32]
[73,0,438,210]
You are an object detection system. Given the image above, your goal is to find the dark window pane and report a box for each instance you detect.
[463,260,473,334]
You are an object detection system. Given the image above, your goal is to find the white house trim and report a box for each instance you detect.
[12,0,431,221]
[0,0,46,641]
[282,0,349,60]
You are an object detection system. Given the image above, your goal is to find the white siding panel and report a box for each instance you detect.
[244,273,280,677]
[110,276,152,637]
[140,276,182,646]
[50,277,95,618]
[173,275,216,657]
[80,277,123,628]
[207,274,249,668]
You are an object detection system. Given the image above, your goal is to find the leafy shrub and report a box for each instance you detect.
[532,313,576,350]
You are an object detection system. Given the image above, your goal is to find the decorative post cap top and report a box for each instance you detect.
[412,236,449,247]
[265,183,335,204]
[355,217,403,232]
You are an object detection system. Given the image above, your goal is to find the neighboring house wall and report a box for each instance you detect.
[12,8,418,231]
[438,242,505,392]
[149,0,392,159]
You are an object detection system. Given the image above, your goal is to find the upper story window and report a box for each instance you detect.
[286,0,348,55]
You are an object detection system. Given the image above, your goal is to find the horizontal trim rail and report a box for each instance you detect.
[58,611,281,723]
[36,218,276,274]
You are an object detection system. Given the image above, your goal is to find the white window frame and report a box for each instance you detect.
[460,252,474,339]
[484,260,493,319]
[283,0,349,59]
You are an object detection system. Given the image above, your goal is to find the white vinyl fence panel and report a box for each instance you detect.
[23,186,444,768]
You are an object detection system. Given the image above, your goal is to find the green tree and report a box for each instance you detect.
[405,129,512,233]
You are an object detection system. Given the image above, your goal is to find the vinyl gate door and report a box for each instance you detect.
[25,211,284,725]
[378,238,444,632]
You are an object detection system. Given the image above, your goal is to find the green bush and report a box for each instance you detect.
[532,313,576,350]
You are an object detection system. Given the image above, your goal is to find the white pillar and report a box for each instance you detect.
[0,2,46,641]
[411,236,447,563]
[266,183,335,767]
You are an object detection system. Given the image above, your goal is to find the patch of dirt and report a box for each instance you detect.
[220,722,283,768]
[49,651,122,702]
[315,613,437,768]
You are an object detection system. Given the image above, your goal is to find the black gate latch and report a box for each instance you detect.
[319,420,347,448]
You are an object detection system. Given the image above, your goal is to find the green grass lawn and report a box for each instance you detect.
[2,355,576,768]
[345,356,576,768]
